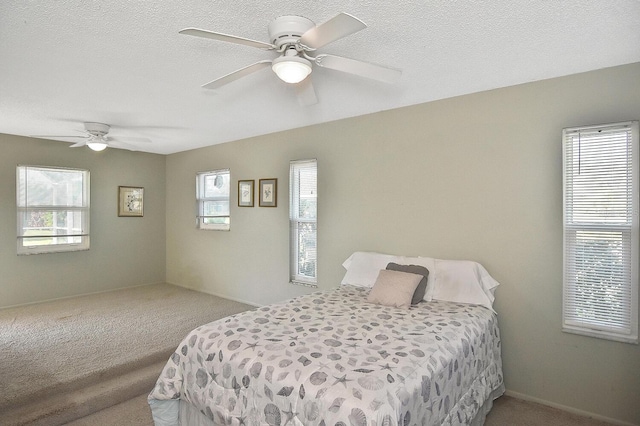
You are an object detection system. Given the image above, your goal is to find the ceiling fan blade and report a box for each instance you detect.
[109,140,138,151]
[179,28,274,50]
[202,60,272,89]
[31,128,89,139]
[30,134,86,139]
[314,54,402,84]
[295,77,318,106]
[69,140,87,148]
[299,13,367,49]
[111,135,152,144]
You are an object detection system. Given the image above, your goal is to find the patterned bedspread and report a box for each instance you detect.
[149,286,503,425]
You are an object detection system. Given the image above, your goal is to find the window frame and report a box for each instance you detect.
[289,159,318,287]
[562,121,639,344]
[196,169,230,231]
[16,165,90,255]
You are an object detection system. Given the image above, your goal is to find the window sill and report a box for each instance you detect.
[290,280,317,289]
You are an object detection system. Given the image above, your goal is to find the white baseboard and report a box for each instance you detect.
[504,390,635,426]
[168,282,262,308]
[0,281,165,311]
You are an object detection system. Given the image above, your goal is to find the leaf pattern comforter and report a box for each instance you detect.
[148,285,503,426]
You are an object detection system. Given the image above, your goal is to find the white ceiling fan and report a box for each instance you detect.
[32,122,151,151]
[180,13,402,105]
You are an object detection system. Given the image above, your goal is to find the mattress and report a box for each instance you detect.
[148,285,504,425]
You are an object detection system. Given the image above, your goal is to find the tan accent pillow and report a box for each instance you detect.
[386,262,430,304]
[367,269,423,309]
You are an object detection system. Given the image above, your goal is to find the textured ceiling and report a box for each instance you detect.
[1,1,639,155]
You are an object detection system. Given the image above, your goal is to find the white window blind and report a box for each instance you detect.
[562,121,639,343]
[290,159,317,286]
[196,169,230,231]
[17,165,90,255]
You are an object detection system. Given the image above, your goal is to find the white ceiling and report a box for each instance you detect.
[1,1,639,155]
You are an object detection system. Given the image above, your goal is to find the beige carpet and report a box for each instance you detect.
[0,283,254,426]
[486,395,617,426]
[70,393,619,426]
[65,393,154,426]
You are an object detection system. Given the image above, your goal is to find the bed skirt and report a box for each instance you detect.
[150,383,504,426]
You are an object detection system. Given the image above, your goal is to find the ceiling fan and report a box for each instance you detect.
[180,13,402,105]
[32,122,151,151]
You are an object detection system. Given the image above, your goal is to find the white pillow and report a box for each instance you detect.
[430,259,499,312]
[341,252,437,299]
[341,252,403,287]
[341,252,499,311]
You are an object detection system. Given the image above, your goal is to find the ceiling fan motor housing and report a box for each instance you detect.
[84,122,110,137]
[268,16,315,48]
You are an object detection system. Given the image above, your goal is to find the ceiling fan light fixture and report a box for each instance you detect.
[87,139,108,151]
[272,56,312,84]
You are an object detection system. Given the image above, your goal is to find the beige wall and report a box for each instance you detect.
[166,63,640,424]
[1,64,636,423]
[0,134,166,307]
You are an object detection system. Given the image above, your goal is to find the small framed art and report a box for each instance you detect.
[118,186,144,217]
[238,180,254,207]
[259,178,277,207]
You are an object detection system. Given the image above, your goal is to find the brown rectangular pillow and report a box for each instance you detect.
[386,262,429,305]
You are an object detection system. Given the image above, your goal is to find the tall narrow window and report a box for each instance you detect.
[196,169,230,231]
[17,165,90,255]
[562,121,639,343]
[290,159,317,286]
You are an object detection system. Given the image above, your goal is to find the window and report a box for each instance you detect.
[562,121,639,343]
[290,159,317,286]
[17,165,90,255]
[196,169,230,231]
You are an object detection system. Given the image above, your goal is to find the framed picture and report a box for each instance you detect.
[118,186,144,217]
[259,178,277,207]
[238,180,254,207]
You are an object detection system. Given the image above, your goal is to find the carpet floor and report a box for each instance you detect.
[69,393,619,426]
[0,283,254,426]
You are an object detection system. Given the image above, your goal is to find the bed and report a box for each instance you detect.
[149,252,504,426]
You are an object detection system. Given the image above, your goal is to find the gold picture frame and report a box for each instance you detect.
[118,186,144,217]
[238,180,254,207]
[259,178,277,207]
